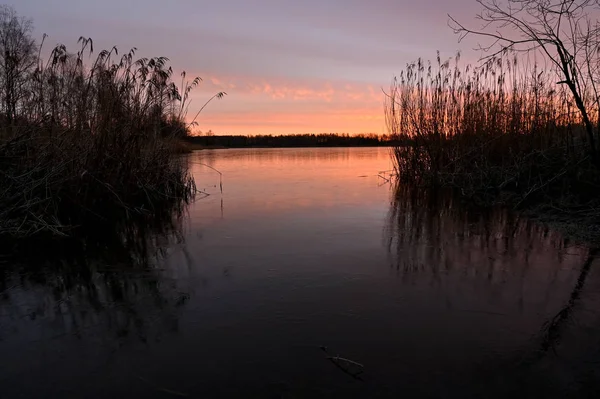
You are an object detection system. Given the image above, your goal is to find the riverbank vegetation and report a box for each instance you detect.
[0,5,224,243]
[386,0,600,229]
[184,133,401,149]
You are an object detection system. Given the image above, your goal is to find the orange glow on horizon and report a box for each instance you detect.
[179,71,387,135]
[187,109,386,135]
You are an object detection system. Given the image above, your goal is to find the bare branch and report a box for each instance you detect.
[449,0,600,164]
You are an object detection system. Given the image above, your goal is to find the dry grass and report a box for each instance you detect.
[0,36,225,240]
[386,52,600,215]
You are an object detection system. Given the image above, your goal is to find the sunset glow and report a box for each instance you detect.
[187,73,385,134]
[10,0,478,135]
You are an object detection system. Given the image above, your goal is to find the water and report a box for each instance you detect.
[2,147,600,398]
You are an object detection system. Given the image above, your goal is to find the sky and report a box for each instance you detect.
[10,0,482,135]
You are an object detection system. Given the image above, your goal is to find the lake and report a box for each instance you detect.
[2,147,600,398]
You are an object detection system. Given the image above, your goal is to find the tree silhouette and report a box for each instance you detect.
[450,0,600,164]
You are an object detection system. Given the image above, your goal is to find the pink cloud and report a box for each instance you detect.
[178,71,387,134]
[192,72,382,104]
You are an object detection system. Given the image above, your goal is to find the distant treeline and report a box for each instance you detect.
[185,133,403,148]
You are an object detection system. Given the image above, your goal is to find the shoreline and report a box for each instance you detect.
[455,190,600,247]
[522,207,600,247]
[179,140,396,152]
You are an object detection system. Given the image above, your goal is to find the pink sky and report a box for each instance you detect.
[11,0,482,135]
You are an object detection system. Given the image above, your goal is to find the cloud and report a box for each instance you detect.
[13,0,483,134]
[178,73,386,134]
[191,72,382,103]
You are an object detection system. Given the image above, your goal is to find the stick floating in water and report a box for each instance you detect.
[320,346,365,381]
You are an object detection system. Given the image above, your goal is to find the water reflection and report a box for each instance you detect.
[188,148,393,221]
[197,147,387,168]
[385,184,600,395]
[3,148,600,397]
[385,184,592,331]
[0,208,192,394]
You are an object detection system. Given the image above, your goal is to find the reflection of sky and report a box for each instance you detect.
[11,0,481,134]
[189,147,393,223]
[3,147,600,397]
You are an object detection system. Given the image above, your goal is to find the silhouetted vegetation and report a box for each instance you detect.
[0,5,224,241]
[185,133,401,149]
[0,204,191,353]
[387,0,600,225]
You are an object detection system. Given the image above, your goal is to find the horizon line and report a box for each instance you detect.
[189,131,390,137]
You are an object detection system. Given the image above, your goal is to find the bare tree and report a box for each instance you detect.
[449,0,600,165]
[0,5,37,127]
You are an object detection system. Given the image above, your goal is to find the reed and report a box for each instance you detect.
[386,52,600,212]
[0,8,224,240]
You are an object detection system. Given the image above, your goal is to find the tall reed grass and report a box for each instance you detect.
[0,34,223,239]
[386,52,600,211]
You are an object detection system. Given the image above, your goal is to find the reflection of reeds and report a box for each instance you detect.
[0,207,191,345]
[385,183,600,352]
[384,183,588,286]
